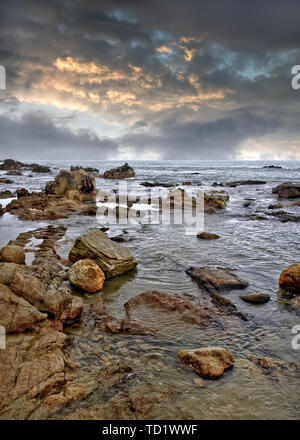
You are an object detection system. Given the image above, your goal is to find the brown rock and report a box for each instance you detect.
[0,190,13,199]
[0,283,47,333]
[177,346,234,379]
[68,259,105,293]
[240,293,270,304]
[0,245,25,264]
[103,163,135,179]
[279,264,300,294]
[45,168,96,202]
[186,266,248,293]
[197,232,220,240]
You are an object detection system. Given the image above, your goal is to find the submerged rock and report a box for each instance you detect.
[272,182,300,199]
[279,264,300,294]
[68,259,105,293]
[186,266,248,293]
[103,163,135,179]
[177,347,234,379]
[0,245,25,264]
[240,293,270,304]
[197,232,220,240]
[69,229,137,279]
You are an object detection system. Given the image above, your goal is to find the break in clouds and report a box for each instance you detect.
[1,0,300,160]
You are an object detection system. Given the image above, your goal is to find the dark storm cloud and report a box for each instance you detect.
[0,0,299,159]
[0,113,118,160]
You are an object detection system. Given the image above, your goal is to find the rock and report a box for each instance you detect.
[28,164,51,173]
[240,293,270,304]
[272,182,300,199]
[68,229,137,279]
[140,181,174,188]
[226,180,266,186]
[45,169,96,202]
[0,190,13,199]
[0,283,47,333]
[16,188,29,198]
[6,170,22,176]
[103,163,135,179]
[263,165,282,169]
[0,159,23,171]
[182,181,192,186]
[290,296,300,310]
[0,245,25,264]
[250,355,300,377]
[71,165,99,173]
[268,203,284,209]
[0,204,2,216]
[0,263,83,322]
[267,211,300,223]
[177,347,233,379]
[68,259,105,293]
[186,266,248,293]
[204,193,228,210]
[197,232,220,240]
[279,264,300,294]
[0,178,13,184]
[210,292,247,321]
[0,328,77,418]
[96,316,155,336]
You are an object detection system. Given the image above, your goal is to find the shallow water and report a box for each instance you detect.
[0,160,300,419]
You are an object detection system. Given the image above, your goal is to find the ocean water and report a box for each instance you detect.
[0,160,300,419]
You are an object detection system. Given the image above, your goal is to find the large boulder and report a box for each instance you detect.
[68,230,137,279]
[0,245,25,264]
[0,283,47,333]
[68,259,105,293]
[279,264,300,294]
[186,266,248,293]
[103,163,135,179]
[45,169,96,202]
[177,347,234,379]
[272,183,300,199]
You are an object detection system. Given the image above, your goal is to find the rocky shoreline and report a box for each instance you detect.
[0,160,299,420]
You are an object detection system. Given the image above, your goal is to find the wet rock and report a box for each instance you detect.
[124,291,217,331]
[290,296,300,310]
[96,316,155,336]
[102,163,135,179]
[0,328,77,418]
[263,165,282,169]
[0,178,13,184]
[71,165,99,173]
[272,182,300,199]
[0,263,83,322]
[27,164,51,173]
[140,181,174,188]
[16,188,29,198]
[69,229,137,279]
[0,159,23,171]
[0,190,13,198]
[0,283,47,333]
[68,259,105,293]
[210,293,247,321]
[204,193,228,210]
[197,232,220,240]
[279,264,300,294]
[0,204,2,216]
[182,181,192,186]
[250,355,300,377]
[97,359,132,387]
[6,170,22,176]
[0,245,25,264]
[186,266,248,293]
[177,347,234,379]
[45,169,96,202]
[240,293,270,304]
[266,211,300,223]
[268,203,284,209]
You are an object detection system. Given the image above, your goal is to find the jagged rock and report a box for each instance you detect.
[68,229,137,279]
[197,232,220,240]
[68,259,105,293]
[0,328,77,418]
[0,263,83,322]
[16,188,29,198]
[0,159,23,171]
[279,264,300,294]
[186,266,248,293]
[177,347,234,379]
[0,245,25,264]
[70,165,99,173]
[103,163,135,179]
[0,283,47,333]
[45,169,96,202]
[240,293,270,304]
[0,190,13,199]
[272,182,300,199]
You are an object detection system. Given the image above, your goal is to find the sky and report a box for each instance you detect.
[0,0,300,161]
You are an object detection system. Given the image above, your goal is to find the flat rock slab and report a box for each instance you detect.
[177,346,234,379]
[69,229,137,279]
[186,266,248,293]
